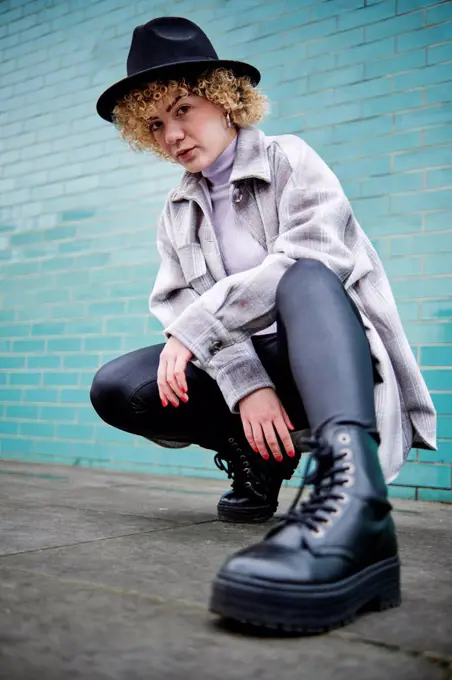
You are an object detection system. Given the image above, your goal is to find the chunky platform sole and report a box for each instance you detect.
[217,501,276,523]
[209,555,401,633]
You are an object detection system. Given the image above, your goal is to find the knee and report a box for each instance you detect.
[90,362,127,426]
[276,259,334,305]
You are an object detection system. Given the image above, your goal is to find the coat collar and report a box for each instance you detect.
[171,127,271,202]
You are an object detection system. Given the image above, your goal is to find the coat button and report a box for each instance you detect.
[209,340,223,354]
[232,188,242,203]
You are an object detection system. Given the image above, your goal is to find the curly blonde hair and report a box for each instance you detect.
[112,68,268,158]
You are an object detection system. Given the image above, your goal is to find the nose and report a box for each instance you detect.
[164,120,184,149]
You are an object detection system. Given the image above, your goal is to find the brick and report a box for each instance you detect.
[403,321,452,343]
[394,145,452,171]
[398,23,452,52]
[362,171,424,195]
[427,42,452,65]
[384,256,421,277]
[438,416,452,438]
[395,461,450,488]
[63,354,100,370]
[388,485,416,499]
[425,84,452,105]
[390,231,452,258]
[361,131,422,156]
[43,373,79,386]
[421,345,452,367]
[9,373,41,386]
[363,90,423,118]
[428,3,452,25]
[423,210,452,231]
[337,37,395,67]
[307,27,364,57]
[422,300,452,320]
[391,276,452,298]
[333,115,393,143]
[339,1,395,30]
[394,63,452,92]
[366,10,424,41]
[19,421,54,438]
[391,189,452,213]
[5,404,39,419]
[395,300,419,320]
[27,355,61,369]
[419,441,452,464]
[56,424,94,440]
[367,48,426,79]
[398,0,443,13]
[423,368,452,391]
[427,167,452,188]
[418,488,452,502]
[432,393,452,415]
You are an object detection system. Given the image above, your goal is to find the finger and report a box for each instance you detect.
[281,406,295,431]
[274,417,296,458]
[158,360,179,407]
[251,422,270,461]
[262,421,284,462]
[173,355,189,400]
[242,418,258,454]
[166,357,183,401]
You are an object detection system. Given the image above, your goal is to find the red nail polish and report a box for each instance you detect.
[253,448,259,453]
[288,450,295,458]
[262,453,270,460]
[161,399,167,407]
[181,394,188,402]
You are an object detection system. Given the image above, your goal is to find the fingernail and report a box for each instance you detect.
[181,394,188,402]
[275,456,283,462]
[262,453,270,460]
[181,387,187,394]
[161,399,167,407]
[171,401,178,408]
[288,450,295,458]
[253,448,259,453]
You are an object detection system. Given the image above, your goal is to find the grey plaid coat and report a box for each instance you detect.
[149,127,436,483]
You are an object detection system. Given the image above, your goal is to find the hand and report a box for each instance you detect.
[157,336,193,408]
[238,387,295,462]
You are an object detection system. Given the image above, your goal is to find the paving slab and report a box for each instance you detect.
[0,567,447,680]
[0,460,451,680]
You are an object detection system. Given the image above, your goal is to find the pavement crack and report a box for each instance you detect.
[0,518,218,558]
[332,630,452,670]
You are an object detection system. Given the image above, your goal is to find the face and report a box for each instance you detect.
[148,92,236,172]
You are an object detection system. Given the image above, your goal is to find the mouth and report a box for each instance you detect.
[176,147,196,161]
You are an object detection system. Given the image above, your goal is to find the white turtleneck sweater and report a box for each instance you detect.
[201,136,277,335]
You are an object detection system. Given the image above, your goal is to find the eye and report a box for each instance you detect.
[176,104,191,116]
[149,120,162,133]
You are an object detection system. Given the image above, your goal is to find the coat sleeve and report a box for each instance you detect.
[149,200,276,407]
[165,141,360,412]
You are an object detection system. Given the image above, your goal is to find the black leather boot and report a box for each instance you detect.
[214,435,301,523]
[210,424,400,632]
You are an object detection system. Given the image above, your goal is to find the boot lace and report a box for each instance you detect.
[214,437,269,500]
[274,435,353,535]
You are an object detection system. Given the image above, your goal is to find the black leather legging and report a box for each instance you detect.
[90,260,378,451]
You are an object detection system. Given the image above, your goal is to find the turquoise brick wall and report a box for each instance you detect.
[1,0,451,501]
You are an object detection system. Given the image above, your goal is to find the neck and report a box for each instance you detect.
[202,132,238,186]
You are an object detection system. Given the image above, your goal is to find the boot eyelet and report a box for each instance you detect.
[228,437,235,444]
[343,475,355,488]
[337,493,349,504]
[340,447,353,459]
[338,432,351,445]
[312,526,325,538]
[344,463,355,475]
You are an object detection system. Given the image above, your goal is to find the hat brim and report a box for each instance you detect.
[96,59,261,122]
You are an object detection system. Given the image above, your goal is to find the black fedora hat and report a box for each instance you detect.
[96,16,261,123]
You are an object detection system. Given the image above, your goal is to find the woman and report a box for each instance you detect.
[93,17,436,632]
